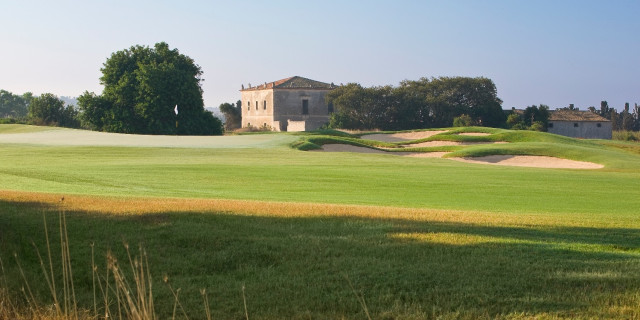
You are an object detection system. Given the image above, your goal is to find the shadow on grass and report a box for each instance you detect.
[1,199,640,319]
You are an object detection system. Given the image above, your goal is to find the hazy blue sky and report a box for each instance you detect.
[1,0,638,110]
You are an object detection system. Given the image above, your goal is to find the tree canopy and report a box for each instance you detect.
[78,42,222,135]
[28,93,79,127]
[0,90,30,118]
[326,77,505,130]
[219,101,242,131]
[506,105,550,131]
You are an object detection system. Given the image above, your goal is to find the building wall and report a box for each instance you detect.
[241,89,275,130]
[240,88,331,131]
[548,121,612,139]
[273,89,330,131]
[287,120,308,132]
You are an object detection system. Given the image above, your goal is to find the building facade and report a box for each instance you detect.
[240,76,335,132]
[548,110,612,139]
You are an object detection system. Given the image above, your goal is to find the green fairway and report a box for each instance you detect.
[2,125,640,319]
[1,126,640,215]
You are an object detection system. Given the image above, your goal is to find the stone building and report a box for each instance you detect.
[240,76,336,132]
[548,110,612,139]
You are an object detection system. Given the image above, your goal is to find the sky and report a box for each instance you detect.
[1,0,638,110]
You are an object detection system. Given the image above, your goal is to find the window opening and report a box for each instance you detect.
[302,99,309,115]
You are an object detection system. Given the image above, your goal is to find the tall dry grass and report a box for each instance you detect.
[613,130,640,141]
[0,203,214,320]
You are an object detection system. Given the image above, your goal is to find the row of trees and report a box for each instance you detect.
[326,77,506,130]
[591,101,640,131]
[0,90,79,127]
[1,42,223,135]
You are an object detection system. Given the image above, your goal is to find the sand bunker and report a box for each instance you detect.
[362,131,448,142]
[316,144,603,169]
[317,144,389,154]
[404,152,450,158]
[451,155,603,169]
[457,132,491,136]
[404,141,507,148]
[317,144,452,159]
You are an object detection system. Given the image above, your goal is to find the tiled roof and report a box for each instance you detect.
[549,110,610,122]
[241,76,335,91]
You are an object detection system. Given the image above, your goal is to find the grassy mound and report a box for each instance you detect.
[291,127,640,170]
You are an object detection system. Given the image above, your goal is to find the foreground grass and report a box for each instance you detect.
[2,192,640,319]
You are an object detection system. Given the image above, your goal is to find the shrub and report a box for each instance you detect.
[510,122,529,130]
[529,121,546,132]
[506,113,522,128]
[453,114,475,127]
[0,118,20,124]
[613,130,640,141]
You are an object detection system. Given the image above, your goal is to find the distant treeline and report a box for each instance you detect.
[0,90,80,127]
[323,77,640,132]
[325,77,506,130]
[589,101,640,132]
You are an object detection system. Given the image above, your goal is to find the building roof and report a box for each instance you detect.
[240,76,335,91]
[549,110,610,122]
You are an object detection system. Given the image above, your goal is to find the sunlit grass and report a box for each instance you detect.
[0,124,64,134]
[2,190,640,228]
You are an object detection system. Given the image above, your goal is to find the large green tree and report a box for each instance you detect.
[78,42,222,135]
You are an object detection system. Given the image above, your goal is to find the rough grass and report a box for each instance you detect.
[613,130,640,141]
[2,192,640,319]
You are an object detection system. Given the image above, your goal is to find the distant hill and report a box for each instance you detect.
[59,96,78,107]
[206,107,226,123]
